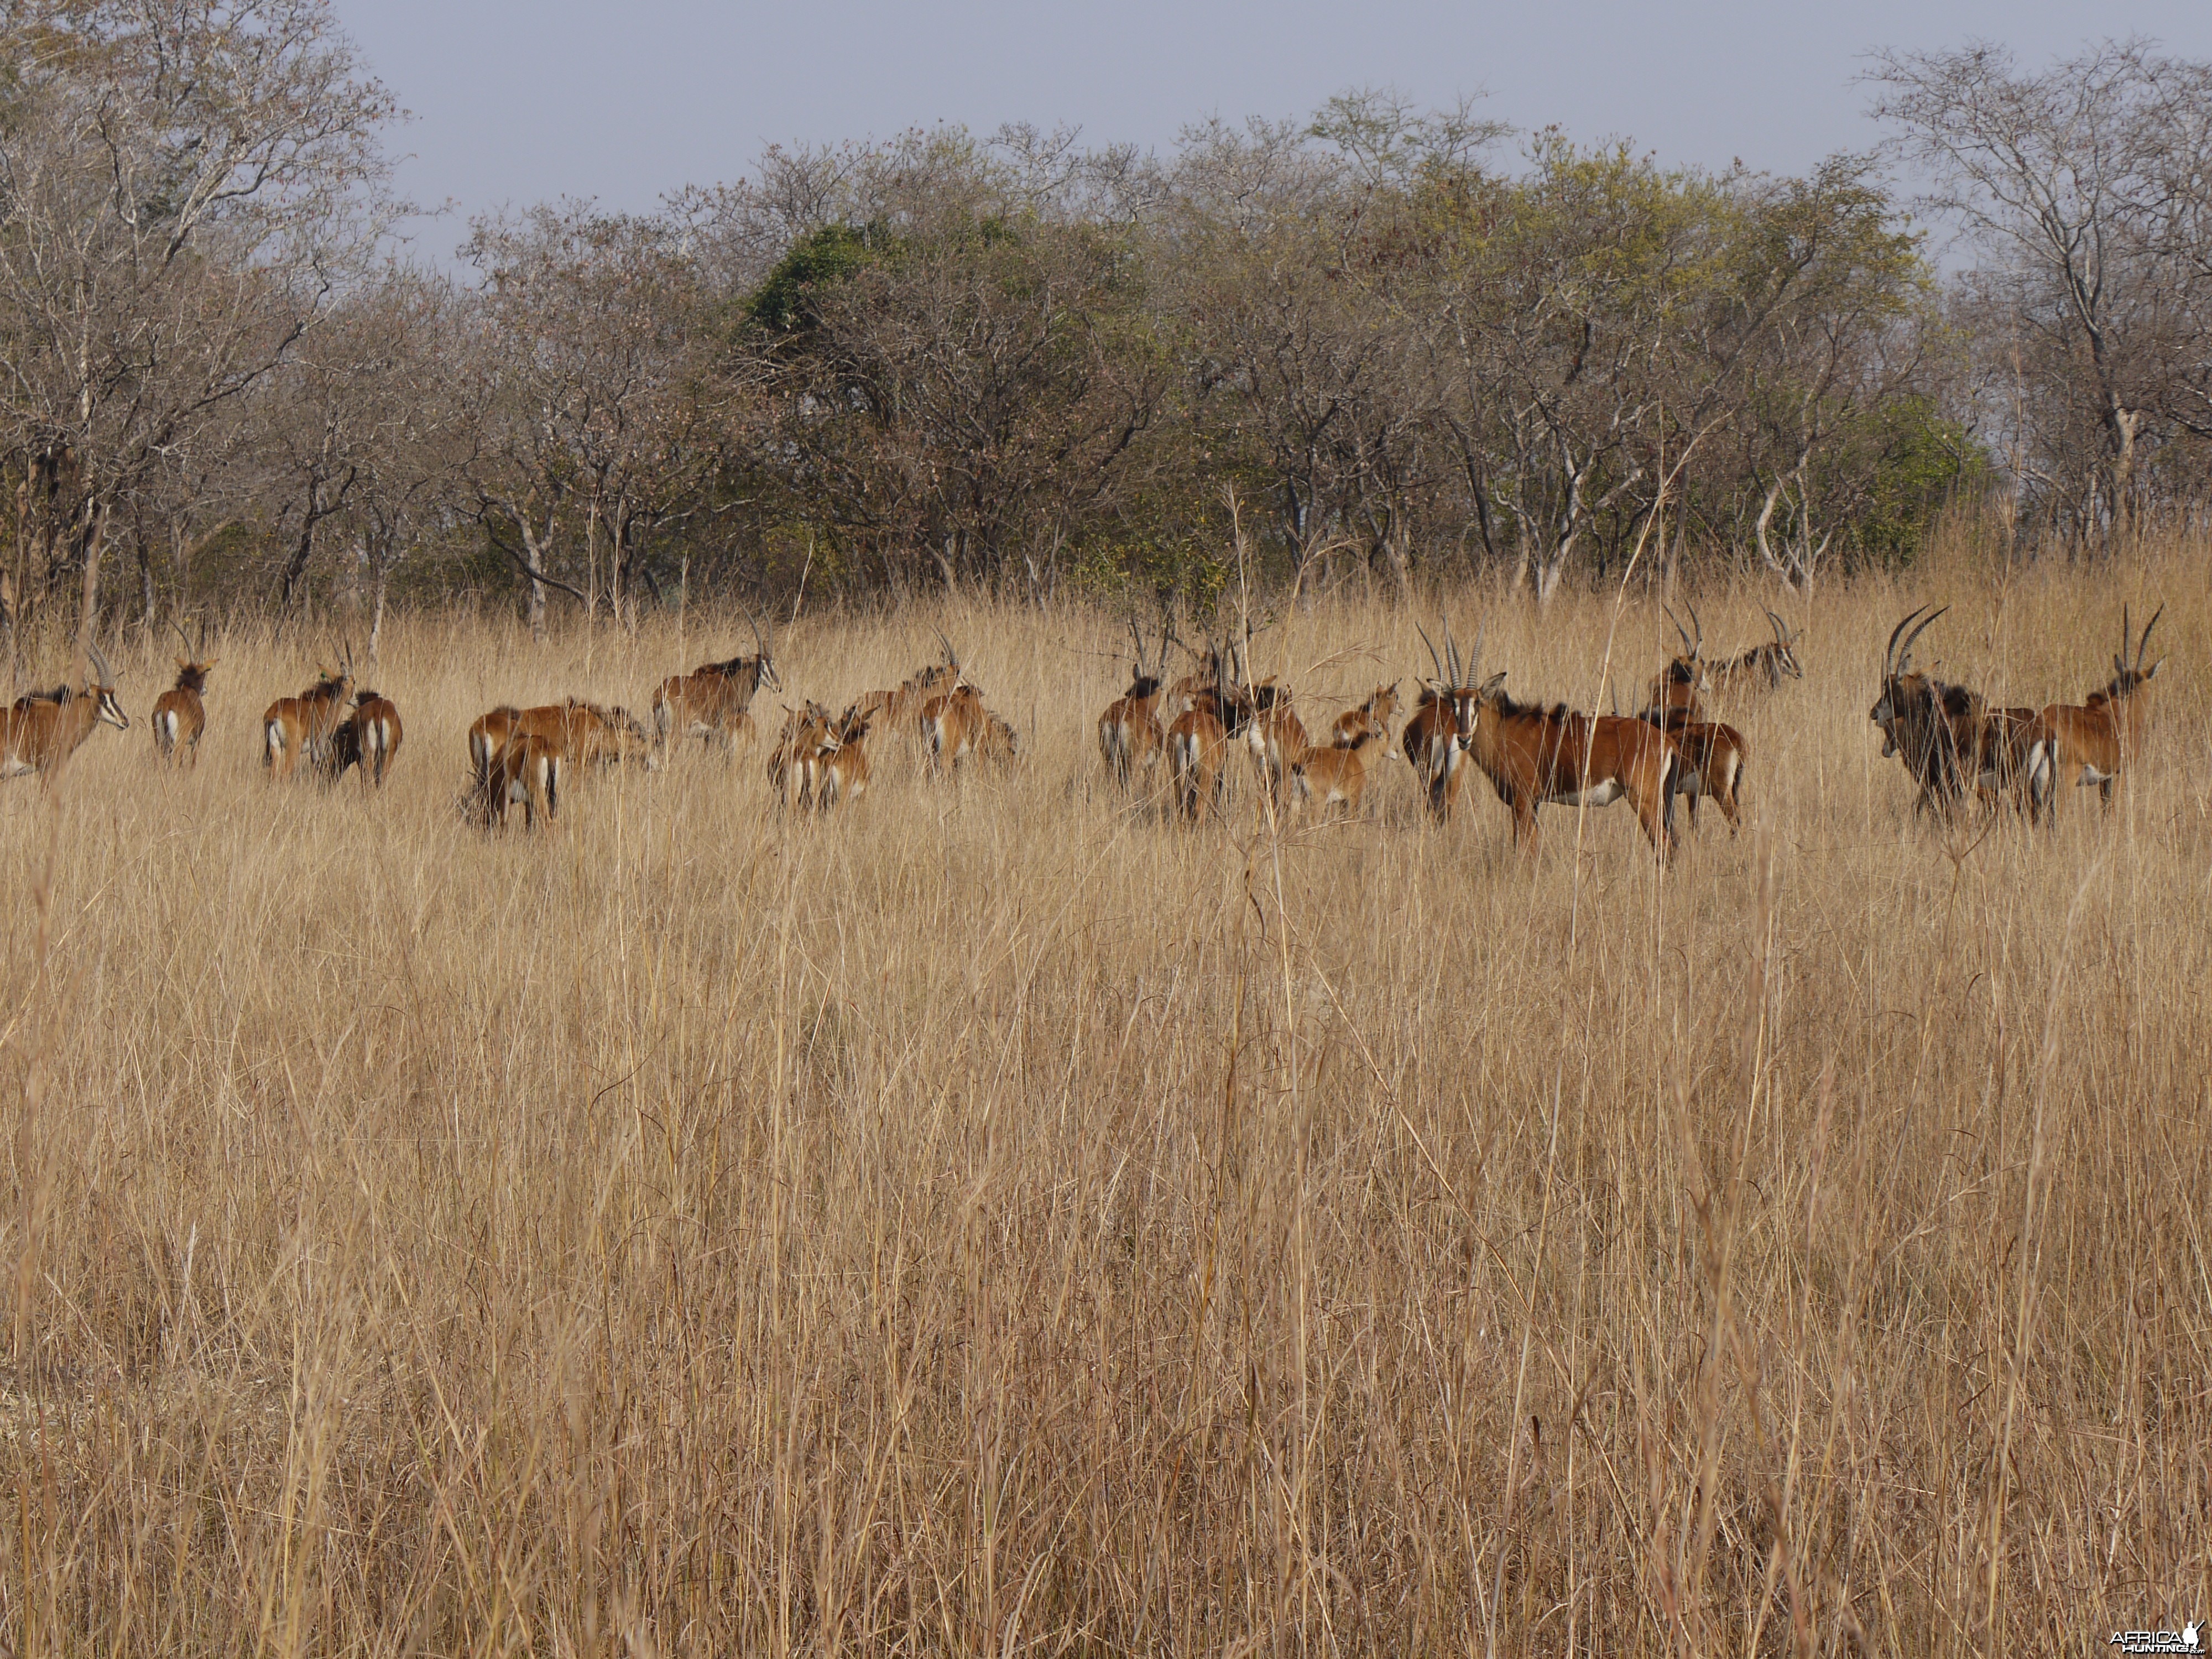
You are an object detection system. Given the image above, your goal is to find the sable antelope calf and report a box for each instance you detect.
[2,643,128,780]
[803,706,873,811]
[1290,727,1382,817]
[486,733,562,829]
[263,665,354,777]
[1707,609,1803,704]
[1446,627,1678,859]
[2027,604,2166,818]
[1331,682,1400,749]
[324,692,404,787]
[1099,620,1169,787]
[150,622,216,766]
[978,711,1020,766]
[651,612,780,752]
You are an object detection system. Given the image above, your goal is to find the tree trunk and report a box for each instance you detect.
[76,499,107,666]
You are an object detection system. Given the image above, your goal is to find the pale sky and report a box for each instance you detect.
[342,0,2211,251]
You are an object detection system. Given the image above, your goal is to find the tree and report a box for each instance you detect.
[0,0,394,656]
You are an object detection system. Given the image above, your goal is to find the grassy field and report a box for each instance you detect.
[2,536,2209,1654]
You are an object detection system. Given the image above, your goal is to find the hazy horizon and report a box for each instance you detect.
[345,0,2212,254]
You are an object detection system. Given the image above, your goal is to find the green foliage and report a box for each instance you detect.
[745,224,877,335]
[1824,398,1995,568]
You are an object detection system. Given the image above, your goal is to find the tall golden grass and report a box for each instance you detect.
[2,531,2208,1655]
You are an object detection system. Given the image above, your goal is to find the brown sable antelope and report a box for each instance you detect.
[1642,604,1710,720]
[1244,675,1306,806]
[263,663,354,777]
[150,620,216,766]
[324,692,405,787]
[1447,627,1678,859]
[978,711,1020,766]
[1648,711,1748,834]
[1331,682,1400,749]
[802,706,873,811]
[920,632,989,773]
[651,611,780,752]
[1869,606,1977,817]
[1706,609,1804,703]
[1099,619,1169,787]
[768,701,833,809]
[2027,604,2166,818]
[468,706,522,788]
[470,700,650,791]
[486,733,562,829]
[1,641,129,781]
[1166,644,1251,820]
[1290,727,1383,817]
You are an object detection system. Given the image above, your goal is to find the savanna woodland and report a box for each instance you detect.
[4,2,2211,1654]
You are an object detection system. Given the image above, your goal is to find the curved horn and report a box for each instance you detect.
[1685,599,1703,655]
[1765,607,1791,645]
[1884,606,1927,677]
[2137,602,2164,670]
[933,627,959,670]
[86,637,115,685]
[1445,624,1463,690]
[1465,622,1484,687]
[170,618,195,658]
[1416,624,1447,687]
[745,603,766,660]
[1895,605,1947,675]
[1665,603,1694,656]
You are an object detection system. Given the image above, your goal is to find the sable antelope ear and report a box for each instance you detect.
[176,656,190,669]
[1479,671,1507,695]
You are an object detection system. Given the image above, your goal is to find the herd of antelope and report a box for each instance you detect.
[0,593,2172,858]
[1099,605,1803,860]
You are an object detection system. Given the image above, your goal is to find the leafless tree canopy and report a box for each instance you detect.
[5,17,2208,647]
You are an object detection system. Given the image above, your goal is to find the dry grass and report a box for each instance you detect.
[3,533,2210,1655]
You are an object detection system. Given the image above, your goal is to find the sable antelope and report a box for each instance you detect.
[486,733,562,829]
[1707,609,1804,703]
[1647,709,1747,834]
[1099,619,1169,787]
[1166,637,1230,714]
[651,611,780,751]
[858,660,958,739]
[920,632,988,773]
[1447,626,1678,859]
[1331,682,1400,749]
[978,711,1020,766]
[803,706,872,810]
[2027,604,2166,818]
[1244,677,1306,805]
[470,700,650,790]
[1,642,128,780]
[264,664,354,777]
[1166,643,1249,820]
[1402,624,1469,817]
[1291,726,1381,817]
[768,701,832,809]
[325,692,404,787]
[468,706,522,787]
[150,620,216,766]
[1643,604,1709,720]
[1869,606,1978,817]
